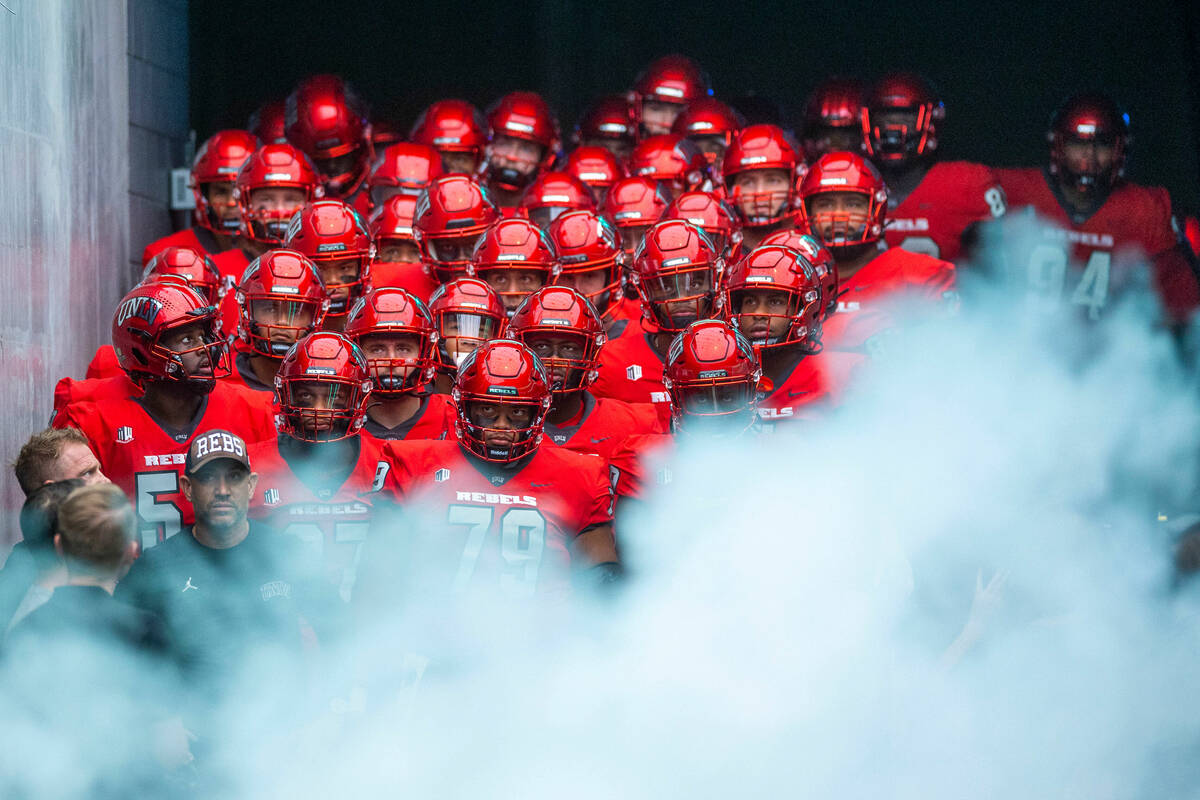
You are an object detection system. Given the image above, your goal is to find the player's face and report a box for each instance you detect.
[643,266,713,328]
[732,169,791,220]
[160,321,217,377]
[440,312,499,366]
[641,100,682,136]
[468,400,536,450]
[805,125,863,159]
[185,460,255,529]
[287,380,353,435]
[736,288,793,343]
[251,299,315,347]
[523,332,587,390]
[581,136,633,163]
[489,135,543,178]
[426,233,482,265]
[315,151,362,189]
[359,333,421,390]
[317,257,362,311]
[1062,138,1116,176]
[203,181,239,227]
[871,109,920,155]
[556,266,610,301]
[618,224,649,257]
[690,134,727,164]
[49,442,110,487]
[439,150,479,175]
[250,186,308,239]
[806,191,870,244]
[478,268,547,313]
[376,241,421,264]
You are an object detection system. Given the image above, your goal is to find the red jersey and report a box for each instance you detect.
[52,375,141,421]
[85,345,124,380]
[995,168,1199,320]
[608,433,674,501]
[821,247,957,354]
[543,392,665,462]
[141,226,226,266]
[378,440,614,599]
[367,261,440,302]
[590,321,672,418]
[361,393,455,441]
[248,435,389,602]
[603,296,642,330]
[756,350,865,427]
[885,161,1007,262]
[56,382,278,549]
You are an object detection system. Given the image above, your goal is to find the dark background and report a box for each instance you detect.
[191,0,1200,215]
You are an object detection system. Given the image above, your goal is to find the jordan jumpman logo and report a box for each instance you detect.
[182,577,198,593]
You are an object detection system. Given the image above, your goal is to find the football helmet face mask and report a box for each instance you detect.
[798,152,888,251]
[483,92,561,192]
[801,77,866,160]
[518,171,597,229]
[861,73,944,166]
[409,99,489,174]
[112,280,230,392]
[564,146,628,201]
[631,219,724,332]
[760,229,840,320]
[724,245,822,355]
[722,124,805,227]
[547,209,626,318]
[366,142,444,210]
[236,249,330,358]
[628,134,711,199]
[467,218,562,315]
[670,98,746,168]
[600,176,672,258]
[573,95,637,160]
[412,175,501,282]
[191,130,257,234]
[1048,92,1130,196]
[274,332,373,443]
[141,246,226,306]
[284,200,373,317]
[428,278,507,371]
[235,143,323,246]
[452,339,553,463]
[630,55,713,137]
[663,319,761,436]
[506,286,606,395]
[285,74,371,198]
[662,191,743,260]
[344,287,438,397]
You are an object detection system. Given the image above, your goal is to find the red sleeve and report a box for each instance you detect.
[608,435,651,500]
[1153,247,1200,321]
[574,456,615,533]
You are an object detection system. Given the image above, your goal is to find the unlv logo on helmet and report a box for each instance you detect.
[115,296,164,327]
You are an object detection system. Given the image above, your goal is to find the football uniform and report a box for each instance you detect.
[361,393,455,441]
[248,435,390,602]
[995,168,1199,320]
[756,349,866,428]
[608,432,674,501]
[141,226,226,266]
[821,247,957,354]
[84,345,124,380]
[213,247,252,334]
[367,261,440,303]
[52,375,141,421]
[543,392,666,462]
[590,322,673,420]
[376,439,615,600]
[885,161,1007,262]
[56,382,278,549]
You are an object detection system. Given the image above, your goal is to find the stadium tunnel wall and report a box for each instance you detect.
[0,0,189,556]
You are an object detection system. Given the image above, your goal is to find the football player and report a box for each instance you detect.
[800,77,865,160]
[722,124,806,251]
[994,92,1199,322]
[507,286,663,462]
[662,190,744,263]
[573,94,637,162]
[344,287,455,441]
[481,91,561,210]
[367,194,440,301]
[629,55,712,138]
[56,280,276,550]
[247,332,386,602]
[283,199,373,330]
[361,141,444,216]
[563,145,628,203]
[142,129,257,265]
[517,170,596,229]
[670,97,746,173]
[547,209,638,331]
[627,134,712,201]
[408,99,489,175]
[412,174,500,284]
[861,73,1007,262]
[427,277,508,394]
[798,151,957,355]
[467,218,561,317]
[285,74,372,205]
[248,99,287,144]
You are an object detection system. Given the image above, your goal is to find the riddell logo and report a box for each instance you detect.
[114,296,162,327]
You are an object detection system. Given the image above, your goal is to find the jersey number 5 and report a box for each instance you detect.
[135,471,184,549]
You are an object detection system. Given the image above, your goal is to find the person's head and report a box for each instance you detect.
[600,176,672,276]
[283,200,373,318]
[284,74,371,198]
[1048,92,1129,197]
[801,77,866,161]
[483,92,560,193]
[14,428,109,497]
[235,143,322,245]
[724,245,823,356]
[670,97,746,168]
[19,478,84,571]
[274,332,373,442]
[630,55,712,138]
[409,99,489,176]
[722,124,803,228]
[628,135,710,200]
[798,151,888,259]
[368,194,422,265]
[663,319,761,436]
[507,286,606,395]
[236,249,329,358]
[180,430,257,533]
[564,146,628,203]
[468,218,561,315]
[546,210,626,317]
[344,287,438,396]
[191,129,257,234]
[141,246,225,306]
[413,174,500,282]
[760,229,840,321]
[662,191,743,259]
[112,279,229,392]
[518,171,596,229]
[629,219,724,332]
[428,278,508,373]
[573,95,637,162]
[366,142,444,210]
[54,484,138,581]
[861,72,943,168]
[453,339,552,463]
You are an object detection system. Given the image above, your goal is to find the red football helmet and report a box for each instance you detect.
[111,279,229,390]
[662,191,743,259]
[723,245,822,355]
[722,124,805,227]
[452,339,553,463]
[141,246,225,306]
[428,277,507,370]
[412,174,500,282]
[573,95,637,158]
[670,98,746,167]
[236,249,330,358]
[630,55,712,137]
[467,218,561,313]
[801,78,866,160]
[547,209,626,318]
[235,143,323,245]
[861,73,944,165]
[369,194,419,250]
[564,146,628,200]
[506,285,606,394]
[663,319,761,435]
[797,152,888,250]
[344,287,438,396]
[628,134,711,199]
[760,229,840,320]
[284,200,373,317]
[483,92,561,192]
[285,75,371,197]
[248,99,287,144]
[630,219,724,332]
[273,331,373,442]
[1048,92,1130,195]
[191,130,257,233]
[518,171,597,229]
[409,99,489,173]
[369,118,405,150]
[366,142,444,210]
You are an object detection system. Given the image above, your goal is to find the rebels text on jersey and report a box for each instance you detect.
[996,168,1200,321]
[56,382,278,549]
[543,392,666,462]
[885,161,1007,262]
